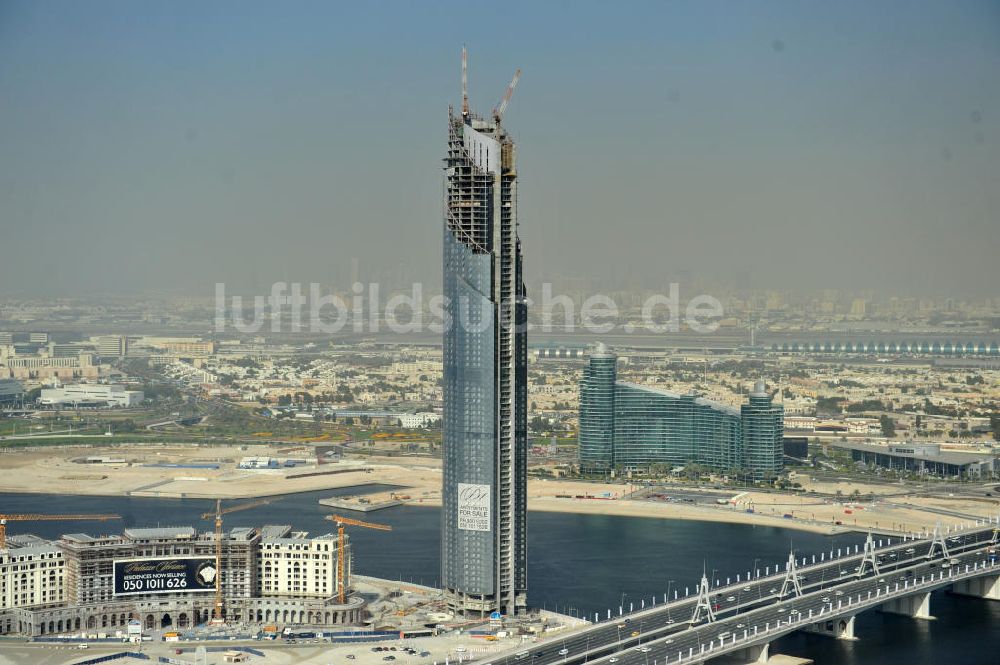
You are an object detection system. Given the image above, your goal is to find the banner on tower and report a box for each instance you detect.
[113,557,217,596]
[457,483,491,532]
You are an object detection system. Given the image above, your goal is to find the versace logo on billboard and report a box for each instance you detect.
[114,557,217,596]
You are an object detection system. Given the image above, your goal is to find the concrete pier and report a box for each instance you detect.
[880,591,933,619]
[803,614,857,640]
[951,575,1000,601]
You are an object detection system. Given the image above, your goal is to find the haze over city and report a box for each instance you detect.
[2,0,999,297]
[3,4,1000,665]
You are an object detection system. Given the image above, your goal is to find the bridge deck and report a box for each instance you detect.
[502,520,999,665]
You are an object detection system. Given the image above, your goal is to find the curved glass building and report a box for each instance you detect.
[578,343,616,470]
[441,77,527,617]
[578,348,783,481]
[742,381,785,480]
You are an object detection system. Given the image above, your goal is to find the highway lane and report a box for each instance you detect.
[491,521,999,665]
[585,543,998,664]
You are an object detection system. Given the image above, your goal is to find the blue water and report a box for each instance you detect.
[2,490,996,663]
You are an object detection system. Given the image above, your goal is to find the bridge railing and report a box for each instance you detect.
[661,548,1000,663]
[522,519,1000,665]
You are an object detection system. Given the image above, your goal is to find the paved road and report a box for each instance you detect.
[499,521,999,665]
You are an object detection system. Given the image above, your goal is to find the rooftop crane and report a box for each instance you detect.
[0,513,121,549]
[492,68,521,124]
[324,514,392,604]
[461,45,469,118]
[200,498,271,623]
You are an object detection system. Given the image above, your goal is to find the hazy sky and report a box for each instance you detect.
[1,0,998,298]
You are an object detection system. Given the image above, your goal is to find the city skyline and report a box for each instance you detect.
[1,4,1000,661]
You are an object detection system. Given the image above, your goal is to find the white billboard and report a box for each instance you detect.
[457,483,491,532]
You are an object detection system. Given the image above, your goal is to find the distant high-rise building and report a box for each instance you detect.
[28,332,49,344]
[578,347,783,481]
[578,343,617,471]
[96,335,128,358]
[350,256,360,286]
[440,50,527,617]
[742,380,785,479]
[47,342,77,358]
[162,339,216,356]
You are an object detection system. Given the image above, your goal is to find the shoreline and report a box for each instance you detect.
[0,484,867,536]
[0,445,989,538]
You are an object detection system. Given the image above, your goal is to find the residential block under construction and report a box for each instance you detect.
[0,524,362,637]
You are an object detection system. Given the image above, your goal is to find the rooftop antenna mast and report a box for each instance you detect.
[461,45,469,118]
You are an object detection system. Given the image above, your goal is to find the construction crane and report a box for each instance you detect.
[492,68,521,124]
[0,514,121,549]
[200,498,271,622]
[324,514,392,604]
[461,45,469,118]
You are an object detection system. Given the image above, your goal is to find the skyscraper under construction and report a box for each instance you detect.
[440,49,527,617]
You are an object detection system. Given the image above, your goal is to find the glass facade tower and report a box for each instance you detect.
[613,383,744,472]
[578,343,617,471]
[742,380,785,481]
[441,91,528,616]
[578,347,783,480]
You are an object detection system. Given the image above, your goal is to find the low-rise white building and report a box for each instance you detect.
[398,412,441,428]
[38,383,143,408]
[238,457,276,469]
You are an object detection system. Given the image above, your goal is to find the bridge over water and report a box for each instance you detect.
[505,520,1000,665]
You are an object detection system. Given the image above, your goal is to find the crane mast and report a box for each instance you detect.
[200,498,271,622]
[461,45,469,118]
[324,514,392,604]
[461,48,522,125]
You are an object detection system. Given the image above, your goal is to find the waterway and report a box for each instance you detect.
[2,489,997,664]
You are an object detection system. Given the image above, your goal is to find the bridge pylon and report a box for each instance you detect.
[779,550,803,597]
[857,530,880,578]
[690,570,716,624]
[926,521,950,560]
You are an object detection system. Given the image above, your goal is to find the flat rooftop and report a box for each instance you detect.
[831,441,997,466]
[123,526,197,540]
